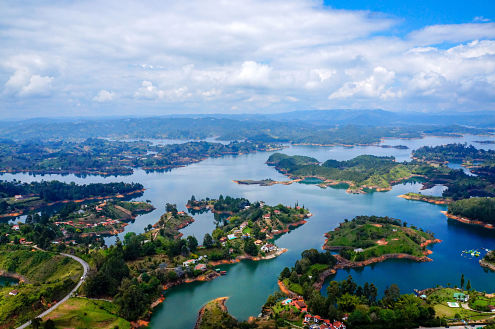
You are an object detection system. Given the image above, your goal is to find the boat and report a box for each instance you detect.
[220,271,227,275]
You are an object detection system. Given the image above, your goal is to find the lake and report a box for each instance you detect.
[2,134,495,328]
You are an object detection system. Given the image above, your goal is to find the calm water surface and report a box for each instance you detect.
[2,135,495,329]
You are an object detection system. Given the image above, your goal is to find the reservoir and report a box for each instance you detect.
[2,134,495,328]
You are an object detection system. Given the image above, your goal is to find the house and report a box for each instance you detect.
[183,259,196,267]
[219,237,227,242]
[198,255,208,262]
[239,221,248,229]
[488,305,495,313]
[158,262,168,270]
[233,229,243,236]
[333,321,346,329]
[194,264,207,272]
[303,314,313,324]
[9,290,18,296]
[254,239,263,245]
[274,209,281,215]
[353,248,364,253]
[291,299,307,312]
[12,225,19,231]
[261,243,277,253]
[262,213,271,220]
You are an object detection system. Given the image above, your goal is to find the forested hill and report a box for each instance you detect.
[413,143,495,164]
[267,153,412,191]
[0,113,489,142]
[448,197,495,224]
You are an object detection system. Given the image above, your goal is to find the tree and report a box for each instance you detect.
[337,293,361,312]
[466,280,471,291]
[244,239,258,256]
[383,284,400,307]
[43,319,55,329]
[31,318,41,329]
[203,233,213,248]
[279,267,291,280]
[114,279,148,321]
[186,236,198,252]
[460,273,465,289]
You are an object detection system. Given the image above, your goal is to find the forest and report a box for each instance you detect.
[448,197,495,224]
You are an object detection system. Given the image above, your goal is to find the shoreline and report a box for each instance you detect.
[0,270,29,284]
[479,259,495,271]
[0,188,146,219]
[194,296,229,329]
[441,211,494,230]
[398,194,451,205]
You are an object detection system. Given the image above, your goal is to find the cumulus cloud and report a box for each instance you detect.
[0,0,494,115]
[93,90,115,102]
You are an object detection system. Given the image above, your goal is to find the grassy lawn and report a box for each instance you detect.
[43,297,130,329]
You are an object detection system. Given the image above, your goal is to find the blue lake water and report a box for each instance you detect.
[1,134,495,328]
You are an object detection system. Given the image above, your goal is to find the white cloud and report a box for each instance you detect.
[0,0,494,115]
[93,90,115,102]
[330,67,399,100]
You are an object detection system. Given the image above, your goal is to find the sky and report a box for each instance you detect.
[1,0,495,118]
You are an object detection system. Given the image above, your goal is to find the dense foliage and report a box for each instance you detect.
[448,197,495,224]
[268,153,413,189]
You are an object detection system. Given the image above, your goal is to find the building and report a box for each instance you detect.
[9,290,18,296]
[488,305,495,313]
[453,292,469,302]
[353,248,364,253]
[194,263,207,272]
[261,243,277,253]
[183,259,196,267]
[174,267,185,277]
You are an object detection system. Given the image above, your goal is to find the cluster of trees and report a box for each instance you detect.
[413,143,495,163]
[448,197,495,224]
[83,239,161,321]
[212,195,250,212]
[0,180,143,203]
[279,249,337,290]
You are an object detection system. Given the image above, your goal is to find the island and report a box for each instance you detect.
[398,192,452,205]
[266,153,417,193]
[0,180,144,218]
[323,216,440,263]
[443,197,495,229]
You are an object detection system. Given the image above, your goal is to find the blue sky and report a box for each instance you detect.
[1,0,495,118]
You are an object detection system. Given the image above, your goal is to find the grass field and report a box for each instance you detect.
[43,297,130,329]
[0,246,83,328]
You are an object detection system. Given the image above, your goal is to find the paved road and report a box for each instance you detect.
[16,252,89,329]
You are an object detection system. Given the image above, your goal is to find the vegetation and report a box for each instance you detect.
[41,297,131,329]
[0,180,144,216]
[448,197,495,224]
[0,138,281,176]
[324,216,436,261]
[0,246,83,328]
[413,143,495,165]
[267,153,414,192]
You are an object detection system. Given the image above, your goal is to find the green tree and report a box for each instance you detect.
[186,235,198,252]
[466,280,471,290]
[337,293,361,312]
[203,233,213,248]
[114,279,148,321]
[244,239,258,256]
[460,273,465,289]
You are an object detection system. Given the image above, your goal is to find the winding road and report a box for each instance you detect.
[16,252,89,329]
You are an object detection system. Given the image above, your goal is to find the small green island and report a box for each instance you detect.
[323,216,440,262]
[398,192,452,205]
[266,153,417,193]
